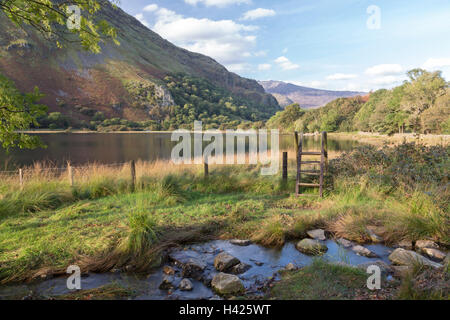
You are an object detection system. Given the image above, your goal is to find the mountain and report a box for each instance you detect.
[0,1,280,130]
[259,80,366,109]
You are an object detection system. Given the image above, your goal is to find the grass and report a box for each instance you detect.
[0,142,448,291]
[268,259,371,300]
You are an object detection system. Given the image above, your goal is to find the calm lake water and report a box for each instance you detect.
[0,133,362,169]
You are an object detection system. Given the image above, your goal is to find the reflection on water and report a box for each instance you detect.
[0,133,362,169]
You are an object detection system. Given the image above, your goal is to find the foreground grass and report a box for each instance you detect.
[0,143,448,285]
[269,259,380,300]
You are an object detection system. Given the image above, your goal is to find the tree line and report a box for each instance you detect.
[267,69,449,135]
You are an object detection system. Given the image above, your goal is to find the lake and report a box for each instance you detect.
[0,133,362,169]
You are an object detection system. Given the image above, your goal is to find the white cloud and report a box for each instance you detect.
[242,8,276,21]
[253,50,267,57]
[423,58,450,70]
[143,4,158,12]
[134,13,150,28]
[370,75,405,86]
[140,7,257,69]
[365,64,403,76]
[275,56,300,71]
[326,73,358,81]
[258,63,272,71]
[184,0,251,8]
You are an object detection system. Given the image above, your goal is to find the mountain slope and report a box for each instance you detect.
[259,80,365,109]
[0,2,279,129]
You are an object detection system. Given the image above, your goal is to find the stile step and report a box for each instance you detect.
[298,183,321,187]
[300,161,321,164]
[300,152,322,156]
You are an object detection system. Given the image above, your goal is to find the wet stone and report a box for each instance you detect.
[415,240,439,250]
[230,239,252,246]
[179,279,194,291]
[159,276,175,290]
[389,248,443,269]
[163,266,176,275]
[396,240,413,250]
[230,263,252,275]
[214,252,240,272]
[285,263,296,271]
[211,273,244,296]
[352,245,378,258]
[421,248,447,262]
[296,239,328,256]
[337,238,353,248]
[307,229,326,241]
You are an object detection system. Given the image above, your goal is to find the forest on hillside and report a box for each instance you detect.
[267,69,450,135]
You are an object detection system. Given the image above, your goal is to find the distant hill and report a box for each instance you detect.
[0,1,280,130]
[259,80,366,109]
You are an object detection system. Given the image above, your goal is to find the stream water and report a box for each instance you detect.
[0,239,395,300]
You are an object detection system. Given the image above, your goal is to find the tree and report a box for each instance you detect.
[0,0,119,149]
[0,74,47,150]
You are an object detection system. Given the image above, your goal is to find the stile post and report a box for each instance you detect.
[323,131,328,174]
[294,132,299,157]
[296,133,304,195]
[130,160,136,191]
[282,152,288,181]
[204,157,209,177]
[67,162,74,187]
[19,168,23,190]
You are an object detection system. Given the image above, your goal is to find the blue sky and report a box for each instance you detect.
[118,0,450,92]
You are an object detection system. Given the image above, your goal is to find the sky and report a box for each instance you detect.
[118,0,450,92]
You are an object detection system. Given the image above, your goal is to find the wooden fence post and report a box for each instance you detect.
[282,152,288,181]
[19,169,23,190]
[204,157,209,177]
[130,160,136,191]
[322,131,328,174]
[294,132,299,156]
[67,162,74,186]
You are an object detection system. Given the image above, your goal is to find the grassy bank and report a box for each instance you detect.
[0,142,448,286]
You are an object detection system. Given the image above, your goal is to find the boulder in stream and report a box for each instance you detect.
[214,252,240,272]
[179,279,194,291]
[389,248,443,269]
[230,239,252,246]
[230,263,252,275]
[159,276,175,290]
[337,238,353,248]
[415,240,439,251]
[352,245,378,258]
[306,229,326,241]
[296,239,328,255]
[396,240,413,250]
[169,251,207,280]
[211,273,244,295]
[421,248,447,262]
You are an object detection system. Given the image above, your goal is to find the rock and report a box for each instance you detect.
[415,240,439,250]
[159,276,175,290]
[357,260,393,275]
[211,273,244,295]
[396,240,413,250]
[230,263,251,275]
[201,272,217,287]
[251,260,264,266]
[230,239,252,246]
[296,239,328,255]
[169,251,207,280]
[306,229,326,241]
[352,245,378,258]
[179,279,194,291]
[388,248,443,269]
[392,266,411,278]
[366,226,383,243]
[421,248,447,262]
[285,263,296,271]
[214,252,240,272]
[337,238,353,248]
[163,266,176,275]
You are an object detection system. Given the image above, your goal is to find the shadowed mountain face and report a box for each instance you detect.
[0,1,279,125]
[259,80,366,109]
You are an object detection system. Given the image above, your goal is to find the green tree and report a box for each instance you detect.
[0,0,119,149]
[0,74,47,150]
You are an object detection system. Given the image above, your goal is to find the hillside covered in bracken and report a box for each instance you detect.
[0,1,280,131]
